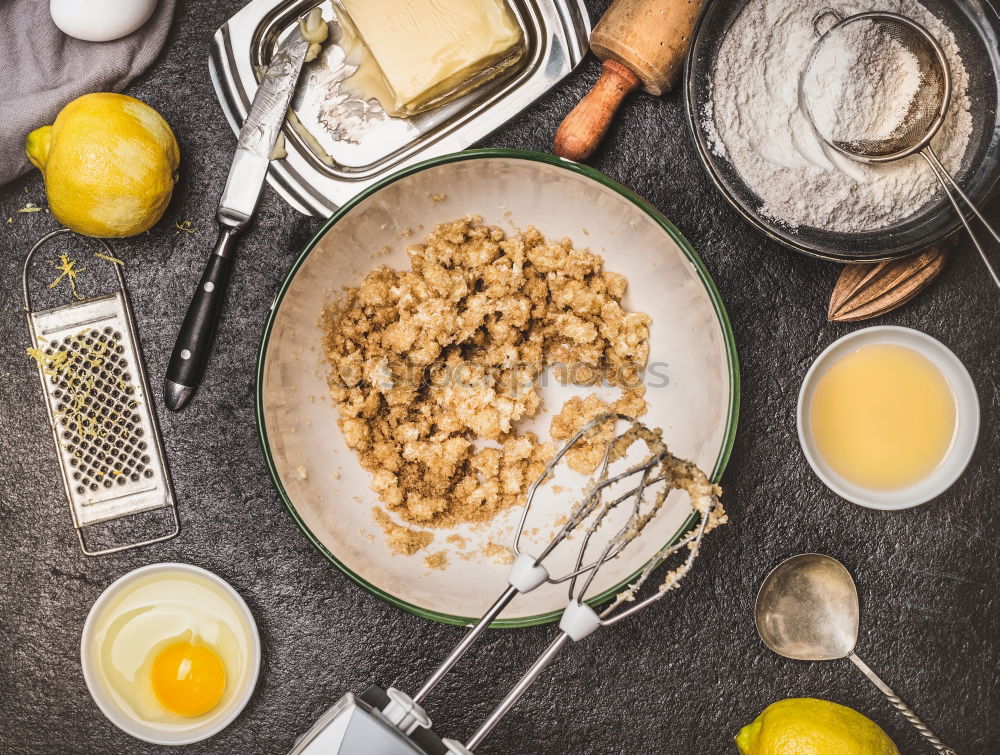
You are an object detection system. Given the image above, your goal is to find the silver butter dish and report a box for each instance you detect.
[209,0,591,216]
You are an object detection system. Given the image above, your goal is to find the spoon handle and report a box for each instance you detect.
[848,652,957,754]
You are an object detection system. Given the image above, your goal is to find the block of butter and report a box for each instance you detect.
[338,0,524,116]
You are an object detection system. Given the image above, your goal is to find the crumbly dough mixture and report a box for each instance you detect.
[423,551,449,571]
[372,508,433,555]
[550,392,644,475]
[321,217,651,551]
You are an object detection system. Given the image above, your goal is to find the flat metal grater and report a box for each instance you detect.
[22,228,179,556]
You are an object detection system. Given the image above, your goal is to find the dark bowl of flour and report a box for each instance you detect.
[685,0,1000,262]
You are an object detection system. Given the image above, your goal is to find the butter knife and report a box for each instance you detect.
[163,27,310,411]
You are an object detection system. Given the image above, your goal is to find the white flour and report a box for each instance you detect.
[704,0,972,233]
[803,19,924,144]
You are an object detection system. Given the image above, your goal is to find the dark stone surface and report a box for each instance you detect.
[1,1,997,753]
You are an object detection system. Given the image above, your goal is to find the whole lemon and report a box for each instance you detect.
[736,698,900,755]
[25,93,179,237]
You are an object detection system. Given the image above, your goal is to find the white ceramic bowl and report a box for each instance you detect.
[80,563,261,745]
[797,326,979,509]
[257,150,740,625]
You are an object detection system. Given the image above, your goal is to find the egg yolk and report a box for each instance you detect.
[150,641,227,717]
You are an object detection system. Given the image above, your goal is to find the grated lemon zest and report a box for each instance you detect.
[48,254,85,300]
[94,252,125,266]
[27,329,140,448]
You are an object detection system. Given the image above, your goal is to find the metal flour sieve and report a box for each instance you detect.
[684,0,1000,262]
[801,9,1000,286]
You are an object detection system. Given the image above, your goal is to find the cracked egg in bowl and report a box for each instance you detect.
[81,563,260,745]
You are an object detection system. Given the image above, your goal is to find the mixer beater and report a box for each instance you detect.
[289,414,726,755]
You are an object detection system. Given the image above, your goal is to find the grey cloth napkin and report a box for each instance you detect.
[0,0,176,186]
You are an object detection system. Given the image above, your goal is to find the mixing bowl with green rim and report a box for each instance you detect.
[256,149,739,626]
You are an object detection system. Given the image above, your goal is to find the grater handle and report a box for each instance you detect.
[164,226,239,410]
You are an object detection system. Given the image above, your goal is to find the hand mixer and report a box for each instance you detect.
[288,414,725,755]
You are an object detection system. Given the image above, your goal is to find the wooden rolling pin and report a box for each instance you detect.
[554,0,705,162]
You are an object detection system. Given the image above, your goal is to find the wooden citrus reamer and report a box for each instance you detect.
[554,0,705,162]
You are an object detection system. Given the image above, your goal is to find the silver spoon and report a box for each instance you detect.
[755,554,957,754]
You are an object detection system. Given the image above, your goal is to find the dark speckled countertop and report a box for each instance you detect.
[1,1,997,753]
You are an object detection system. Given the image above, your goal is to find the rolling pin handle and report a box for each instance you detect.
[553,59,641,163]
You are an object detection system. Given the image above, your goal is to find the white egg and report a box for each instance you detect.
[50,0,158,43]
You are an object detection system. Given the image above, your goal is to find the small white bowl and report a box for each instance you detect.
[797,326,979,510]
[80,563,261,745]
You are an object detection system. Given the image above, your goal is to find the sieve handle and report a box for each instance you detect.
[921,147,1000,290]
[164,225,240,410]
[812,9,843,37]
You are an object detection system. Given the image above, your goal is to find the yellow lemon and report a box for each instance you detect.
[25,93,179,237]
[736,698,900,755]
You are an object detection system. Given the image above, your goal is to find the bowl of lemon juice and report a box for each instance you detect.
[798,326,979,509]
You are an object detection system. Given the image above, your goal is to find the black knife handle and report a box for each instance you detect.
[163,227,240,411]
